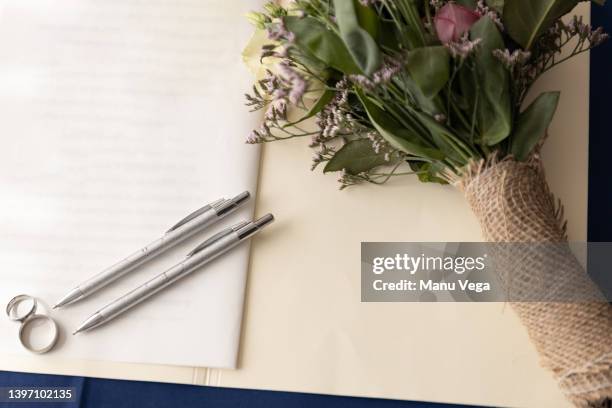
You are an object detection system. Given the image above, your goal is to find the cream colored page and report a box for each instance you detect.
[0,0,262,368]
[213,4,590,408]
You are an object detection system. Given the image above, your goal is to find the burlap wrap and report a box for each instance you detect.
[456,157,612,407]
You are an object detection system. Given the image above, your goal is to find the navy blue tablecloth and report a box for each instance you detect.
[589,0,612,242]
[0,371,472,408]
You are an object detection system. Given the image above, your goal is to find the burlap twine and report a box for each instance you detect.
[455,156,612,407]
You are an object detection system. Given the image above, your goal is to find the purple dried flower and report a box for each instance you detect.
[278,62,307,104]
[445,34,482,59]
[266,19,295,42]
[348,57,402,90]
[493,49,531,70]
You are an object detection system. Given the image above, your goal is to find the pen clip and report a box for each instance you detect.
[186,221,250,257]
[166,199,226,233]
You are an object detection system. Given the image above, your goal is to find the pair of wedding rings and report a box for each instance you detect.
[5,294,59,354]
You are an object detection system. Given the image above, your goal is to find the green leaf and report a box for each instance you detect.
[486,0,504,13]
[284,16,361,74]
[378,21,401,52]
[503,0,578,49]
[456,0,477,8]
[356,90,446,161]
[469,17,512,145]
[405,46,450,98]
[511,91,560,161]
[413,111,469,164]
[305,89,335,119]
[394,74,444,116]
[408,161,449,184]
[397,0,428,49]
[324,139,396,174]
[333,0,382,75]
[285,89,334,127]
[355,1,379,38]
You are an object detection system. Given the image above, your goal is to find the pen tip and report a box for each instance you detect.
[72,330,80,335]
[53,288,84,309]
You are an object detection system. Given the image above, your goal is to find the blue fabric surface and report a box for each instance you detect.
[0,371,472,408]
[588,1,612,300]
[589,1,612,242]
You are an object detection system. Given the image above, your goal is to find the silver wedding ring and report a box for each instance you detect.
[6,294,60,354]
[6,294,37,322]
[18,314,59,354]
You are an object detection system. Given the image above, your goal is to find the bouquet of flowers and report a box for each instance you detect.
[244,0,611,405]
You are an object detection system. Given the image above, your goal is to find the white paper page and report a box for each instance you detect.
[0,0,262,368]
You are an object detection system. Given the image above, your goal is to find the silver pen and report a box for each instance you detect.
[73,214,274,334]
[54,191,251,308]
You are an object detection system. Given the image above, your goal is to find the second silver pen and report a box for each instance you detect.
[73,214,274,334]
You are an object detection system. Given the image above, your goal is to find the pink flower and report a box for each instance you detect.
[434,3,481,44]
